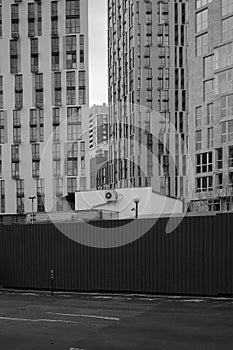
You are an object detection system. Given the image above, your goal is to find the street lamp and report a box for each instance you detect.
[29,196,36,223]
[132,195,140,219]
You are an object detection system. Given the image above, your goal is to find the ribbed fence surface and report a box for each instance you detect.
[0,213,232,296]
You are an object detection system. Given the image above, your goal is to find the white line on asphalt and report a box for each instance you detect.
[0,316,76,324]
[47,312,120,321]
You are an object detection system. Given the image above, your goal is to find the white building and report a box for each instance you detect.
[75,187,183,220]
[0,0,89,214]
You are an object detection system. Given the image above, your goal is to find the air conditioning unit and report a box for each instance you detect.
[105,190,118,202]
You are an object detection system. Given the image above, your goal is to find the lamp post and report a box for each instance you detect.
[29,196,36,223]
[133,195,140,219]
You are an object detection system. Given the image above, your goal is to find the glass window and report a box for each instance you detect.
[195,106,202,127]
[221,94,233,118]
[222,16,233,41]
[196,130,202,150]
[215,42,233,69]
[196,33,208,56]
[222,0,233,16]
[221,119,233,142]
[207,103,214,124]
[196,9,208,33]
[215,68,233,94]
[204,55,213,78]
[207,127,214,148]
[204,79,214,101]
[196,0,212,9]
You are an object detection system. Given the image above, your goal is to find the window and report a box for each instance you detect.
[222,0,233,16]
[37,2,42,36]
[221,94,233,118]
[66,36,77,69]
[51,37,59,71]
[53,108,60,126]
[196,176,213,192]
[66,0,80,34]
[67,107,81,140]
[195,106,202,127]
[31,38,38,73]
[66,71,76,105]
[195,130,202,150]
[0,110,6,144]
[229,146,233,167]
[67,177,77,193]
[31,143,40,160]
[67,159,77,176]
[35,73,43,107]
[11,144,19,163]
[204,55,213,78]
[52,143,60,160]
[54,72,61,106]
[207,127,214,148]
[32,161,40,178]
[0,76,3,109]
[13,110,21,144]
[196,152,213,173]
[11,4,19,37]
[215,42,233,69]
[28,3,35,37]
[196,9,208,33]
[37,178,45,212]
[0,180,5,213]
[196,33,208,56]
[79,35,84,68]
[16,180,24,213]
[10,40,19,74]
[222,16,233,41]
[15,74,23,110]
[53,160,61,177]
[78,71,86,105]
[204,79,214,101]
[215,68,233,94]
[0,3,2,38]
[196,0,212,9]
[216,148,223,169]
[51,1,58,36]
[221,119,233,142]
[207,103,214,124]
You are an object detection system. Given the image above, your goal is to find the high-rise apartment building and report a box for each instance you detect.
[0,0,89,214]
[188,0,233,211]
[108,0,188,199]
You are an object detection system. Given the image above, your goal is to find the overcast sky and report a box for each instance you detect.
[89,0,108,106]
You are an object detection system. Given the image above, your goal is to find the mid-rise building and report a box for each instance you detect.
[108,0,188,199]
[0,0,89,214]
[188,0,233,211]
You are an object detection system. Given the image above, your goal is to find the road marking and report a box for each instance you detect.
[0,316,76,324]
[47,312,120,321]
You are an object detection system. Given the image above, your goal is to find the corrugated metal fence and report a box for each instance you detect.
[0,213,232,296]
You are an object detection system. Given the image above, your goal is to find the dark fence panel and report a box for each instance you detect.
[0,214,232,296]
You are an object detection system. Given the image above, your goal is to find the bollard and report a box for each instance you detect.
[50,269,54,296]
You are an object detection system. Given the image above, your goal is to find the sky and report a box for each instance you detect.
[89,0,108,106]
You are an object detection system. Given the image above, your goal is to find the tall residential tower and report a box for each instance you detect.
[108,0,188,199]
[0,0,89,214]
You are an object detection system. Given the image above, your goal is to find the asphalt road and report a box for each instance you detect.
[0,291,232,350]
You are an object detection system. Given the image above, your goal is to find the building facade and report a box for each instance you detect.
[82,104,109,190]
[188,0,233,211]
[107,0,188,199]
[0,0,89,214]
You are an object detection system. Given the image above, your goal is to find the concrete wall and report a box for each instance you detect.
[75,187,183,219]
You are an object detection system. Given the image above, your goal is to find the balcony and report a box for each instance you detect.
[229,158,233,168]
